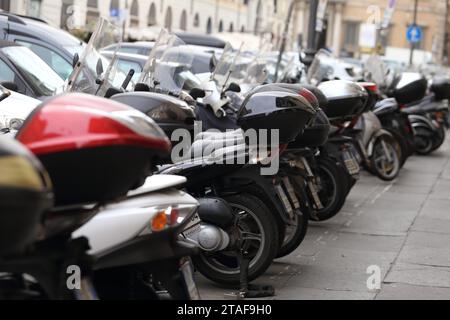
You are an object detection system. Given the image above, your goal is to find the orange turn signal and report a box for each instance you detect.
[151,211,168,232]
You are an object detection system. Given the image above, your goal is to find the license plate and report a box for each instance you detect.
[183,213,201,233]
[342,150,360,175]
[180,260,201,300]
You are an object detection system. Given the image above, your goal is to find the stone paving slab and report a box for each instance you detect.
[376,283,450,300]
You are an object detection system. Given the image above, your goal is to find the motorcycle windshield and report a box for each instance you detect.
[151,37,195,95]
[234,52,268,85]
[307,49,333,85]
[138,28,172,85]
[212,43,243,91]
[64,18,125,94]
[364,55,389,89]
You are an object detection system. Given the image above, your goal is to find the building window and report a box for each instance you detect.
[27,0,42,18]
[218,20,223,33]
[343,21,360,55]
[165,6,173,31]
[206,17,212,34]
[193,13,200,27]
[254,0,262,35]
[229,23,234,33]
[86,0,99,29]
[60,0,74,30]
[130,0,139,28]
[148,2,157,26]
[180,10,187,31]
[0,0,10,11]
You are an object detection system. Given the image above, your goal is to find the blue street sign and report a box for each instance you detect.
[407,25,423,43]
[110,8,119,18]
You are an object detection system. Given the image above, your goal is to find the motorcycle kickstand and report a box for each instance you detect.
[224,247,275,300]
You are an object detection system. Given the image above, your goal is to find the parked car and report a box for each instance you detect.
[0,12,85,79]
[0,41,64,99]
[103,41,155,56]
[0,85,40,132]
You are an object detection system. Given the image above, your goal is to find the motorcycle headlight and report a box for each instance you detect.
[140,204,198,235]
[9,119,24,131]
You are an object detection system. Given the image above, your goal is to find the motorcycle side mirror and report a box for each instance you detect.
[190,88,206,99]
[225,82,241,93]
[72,53,79,68]
[121,69,135,90]
[96,58,104,77]
[1,82,18,92]
[210,55,218,72]
[105,87,122,98]
[134,83,150,92]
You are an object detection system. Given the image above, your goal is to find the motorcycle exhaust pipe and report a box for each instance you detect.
[183,197,234,252]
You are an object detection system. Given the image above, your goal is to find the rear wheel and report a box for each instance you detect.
[311,157,349,221]
[276,208,309,258]
[194,194,279,285]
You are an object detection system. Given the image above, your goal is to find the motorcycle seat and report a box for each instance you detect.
[401,101,446,116]
[373,98,398,117]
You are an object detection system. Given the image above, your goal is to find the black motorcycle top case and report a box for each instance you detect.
[111,92,196,137]
[391,72,428,105]
[430,77,450,101]
[318,80,368,121]
[238,91,316,145]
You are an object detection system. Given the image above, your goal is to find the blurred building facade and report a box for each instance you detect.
[0,0,448,64]
[289,0,449,65]
[1,0,276,38]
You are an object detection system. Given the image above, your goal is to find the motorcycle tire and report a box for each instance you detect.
[194,193,279,286]
[370,136,401,181]
[276,210,308,258]
[414,127,434,155]
[311,157,349,222]
[430,125,446,153]
[386,129,410,168]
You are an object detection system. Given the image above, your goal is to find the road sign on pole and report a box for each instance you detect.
[407,25,423,44]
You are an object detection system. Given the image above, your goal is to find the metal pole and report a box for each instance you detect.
[122,0,128,41]
[302,0,319,67]
[409,0,419,66]
[274,0,297,82]
[444,0,449,65]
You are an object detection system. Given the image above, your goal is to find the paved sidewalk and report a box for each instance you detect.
[198,132,450,300]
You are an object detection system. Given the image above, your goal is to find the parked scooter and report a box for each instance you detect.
[0,92,171,300]
[365,56,448,156]
[309,50,401,182]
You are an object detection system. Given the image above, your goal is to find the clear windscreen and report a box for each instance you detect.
[212,43,242,90]
[231,52,268,85]
[138,28,172,85]
[364,55,389,89]
[307,49,333,85]
[64,18,125,94]
[150,37,195,95]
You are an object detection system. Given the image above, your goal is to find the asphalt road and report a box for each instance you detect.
[197,132,450,300]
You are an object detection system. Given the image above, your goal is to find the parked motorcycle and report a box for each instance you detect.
[309,50,401,182]
[0,92,171,300]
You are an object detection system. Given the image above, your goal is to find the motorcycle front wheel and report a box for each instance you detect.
[194,194,279,286]
[371,137,401,181]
